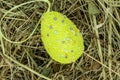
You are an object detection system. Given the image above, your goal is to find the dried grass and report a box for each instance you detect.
[0,0,120,80]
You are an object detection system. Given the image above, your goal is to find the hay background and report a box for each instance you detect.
[0,0,120,80]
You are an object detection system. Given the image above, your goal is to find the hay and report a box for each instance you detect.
[0,0,120,80]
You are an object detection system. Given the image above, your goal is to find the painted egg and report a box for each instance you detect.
[40,11,84,64]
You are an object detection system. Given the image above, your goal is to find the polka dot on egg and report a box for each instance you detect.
[53,17,57,20]
[62,20,64,23]
[70,27,73,30]
[54,30,57,34]
[65,37,71,41]
[49,25,53,29]
[62,41,65,44]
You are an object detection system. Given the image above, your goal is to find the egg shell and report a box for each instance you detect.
[40,11,84,64]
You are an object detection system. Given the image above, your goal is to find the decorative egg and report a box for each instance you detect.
[40,11,84,64]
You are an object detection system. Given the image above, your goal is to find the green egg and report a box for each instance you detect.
[40,11,84,64]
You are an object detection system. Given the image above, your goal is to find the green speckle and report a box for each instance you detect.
[71,50,73,52]
[47,34,49,36]
[65,55,68,59]
[75,33,77,36]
